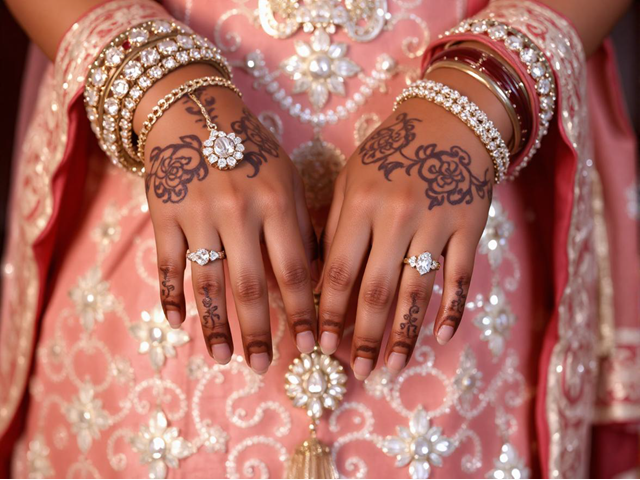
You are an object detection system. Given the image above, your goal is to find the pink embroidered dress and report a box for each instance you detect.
[1,0,638,478]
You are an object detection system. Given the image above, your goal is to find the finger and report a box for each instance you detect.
[384,232,448,374]
[223,225,272,374]
[319,171,346,263]
[318,206,371,356]
[186,231,233,364]
[433,233,476,345]
[264,207,317,354]
[350,228,413,380]
[292,171,318,270]
[154,221,187,328]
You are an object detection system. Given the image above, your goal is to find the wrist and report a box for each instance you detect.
[133,64,224,134]
[423,67,513,148]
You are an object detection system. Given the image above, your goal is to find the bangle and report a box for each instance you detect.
[85,20,233,175]
[438,19,557,178]
[426,45,532,155]
[395,80,509,183]
[136,76,242,163]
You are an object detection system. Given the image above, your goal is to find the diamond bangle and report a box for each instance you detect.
[136,76,242,163]
[394,80,509,183]
[438,19,557,179]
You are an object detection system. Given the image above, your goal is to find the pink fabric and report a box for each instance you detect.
[1,0,638,478]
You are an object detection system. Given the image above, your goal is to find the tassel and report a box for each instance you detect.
[286,423,338,479]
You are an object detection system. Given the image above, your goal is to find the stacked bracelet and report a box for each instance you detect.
[84,20,233,175]
[395,80,509,183]
[136,76,242,163]
[438,18,557,178]
[427,45,532,155]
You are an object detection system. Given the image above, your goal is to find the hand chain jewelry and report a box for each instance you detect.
[187,92,246,171]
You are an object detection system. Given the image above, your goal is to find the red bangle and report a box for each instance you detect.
[427,45,532,155]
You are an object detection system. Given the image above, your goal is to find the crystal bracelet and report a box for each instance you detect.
[136,76,242,163]
[394,80,509,183]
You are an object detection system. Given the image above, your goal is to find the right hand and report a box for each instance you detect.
[142,83,317,374]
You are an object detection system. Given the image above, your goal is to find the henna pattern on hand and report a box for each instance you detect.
[359,112,492,209]
[231,107,280,178]
[145,135,208,203]
[182,87,219,126]
[160,268,175,299]
[201,286,221,327]
[444,278,469,325]
[400,293,420,338]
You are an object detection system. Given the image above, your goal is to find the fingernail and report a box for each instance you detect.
[167,310,182,328]
[387,352,407,373]
[437,325,455,345]
[296,331,315,353]
[250,352,270,374]
[353,357,373,380]
[211,343,231,364]
[320,332,339,355]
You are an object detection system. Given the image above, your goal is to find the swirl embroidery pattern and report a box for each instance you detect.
[145,135,209,204]
[359,112,492,210]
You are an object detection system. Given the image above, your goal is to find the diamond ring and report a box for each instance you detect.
[186,249,226,266]
[403,251,441,275]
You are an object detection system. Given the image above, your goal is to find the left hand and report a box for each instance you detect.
[318,96,494,380]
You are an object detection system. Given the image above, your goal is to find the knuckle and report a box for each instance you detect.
[280,263,310,290]
[235,273,266,304]
[325,259,352,290]
[194,276,224,298]
[405,284,430,304]
[362,279,393,311]
[158,263,182,279]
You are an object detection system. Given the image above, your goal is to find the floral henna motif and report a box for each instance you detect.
[182,87,219,126]
[145,135,208,203]
[359,113,492,210]
[445,278,469,325]
[201,287,220,328]
[400,293,420,337]
[231,107,280,178]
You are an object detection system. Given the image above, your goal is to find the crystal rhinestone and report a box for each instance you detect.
[86,107,97,121]
[140,48,160,66]
[203,139,213,147]
[520,48,535,64]
[148,66,163,79]
[176,51,189,63]
[193,249,209,266]
[193,35,206,47]
[227,157,237,167]
[214,136,235,157]
[121,109,132,119]
[111,79,129,97]
[105,47,124,66]
[129,86,143,99]
[541,109,554,122]
[536,78,551,94]
[218,158,228,169]
[471,22,487,33]
[137,76,151,89]
[488,25,507,40]
[435,94,444,104]
[91,68,106,86]
[85,88,98,106]
[416,252,433,275]
[152,20,172,34]
[119,118,130,129]
[530,62,545,79]
[305,370,327,395]
[207,154,218,164]
[233,152,243,160]
[157,39,178,55]
[189,49,201,60]
[123,61,143,80]
[203,147,213,156]
[129,28,149,46]
[104,132,116,143]
[209,250,220,262]
[102,116,115,131]
[505,34,523,51]
[451,104,462,114]
[124,97,136,109]
[162,57,177,69]
[236,143,245,152]
[540,95,554,110]
[176,35,194,49]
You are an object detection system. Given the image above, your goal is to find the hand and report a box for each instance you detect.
[318,97,494,379]
[142,83,317,374]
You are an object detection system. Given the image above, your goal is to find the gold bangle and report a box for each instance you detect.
[136,76,242,163]
[426,61,521,153]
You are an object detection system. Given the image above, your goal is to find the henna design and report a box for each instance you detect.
[359,112,492,209]
[160,268,175,299]
[231,107,280,178]
[400,293,420,337]
[201,286,221,327]
[182,87,218,126]
[145,135,208,203]
[444,278,469,325]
